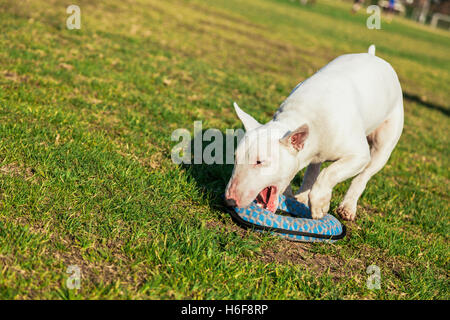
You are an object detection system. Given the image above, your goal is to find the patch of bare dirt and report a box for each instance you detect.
[258,240,361,280]
[0,162,35,180]
[1,71,29,83]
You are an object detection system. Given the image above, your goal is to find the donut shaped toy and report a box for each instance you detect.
[226,195,346,242]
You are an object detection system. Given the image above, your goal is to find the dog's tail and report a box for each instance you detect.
[368,44,376,56]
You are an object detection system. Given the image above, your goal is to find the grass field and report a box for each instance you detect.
[0,0,448,299]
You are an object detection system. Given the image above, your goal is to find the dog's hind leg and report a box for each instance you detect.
[295,162,322,205]
[337,105,404,221]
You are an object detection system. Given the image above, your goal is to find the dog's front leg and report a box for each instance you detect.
[309,154,370,219]
[295,162,321,205]
[283,184,294,198]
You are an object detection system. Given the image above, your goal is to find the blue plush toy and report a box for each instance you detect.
[226,195,346,242]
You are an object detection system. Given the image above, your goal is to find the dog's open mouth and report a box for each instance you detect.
[256,186,278,212]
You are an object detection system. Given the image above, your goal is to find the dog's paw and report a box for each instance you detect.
[309,187,332,219]
[311,207,326,219]
[294,191,309,206]
[336,204,356,221]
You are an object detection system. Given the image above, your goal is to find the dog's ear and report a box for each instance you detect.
[233,102,261,131]
[279,124,309,152]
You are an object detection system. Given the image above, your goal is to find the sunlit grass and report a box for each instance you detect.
[0,0,448,299]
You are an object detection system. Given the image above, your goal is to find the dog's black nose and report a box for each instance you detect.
[225,197,238,207]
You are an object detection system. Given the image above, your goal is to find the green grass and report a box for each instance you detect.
[0,0,448,299]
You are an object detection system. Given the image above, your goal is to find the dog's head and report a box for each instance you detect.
[225,102,309,212]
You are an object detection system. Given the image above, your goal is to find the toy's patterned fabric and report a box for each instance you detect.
[230,195,345,242]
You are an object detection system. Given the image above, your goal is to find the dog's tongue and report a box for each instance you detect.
[256,186,277,212]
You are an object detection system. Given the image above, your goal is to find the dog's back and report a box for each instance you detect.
[280,46,403,136]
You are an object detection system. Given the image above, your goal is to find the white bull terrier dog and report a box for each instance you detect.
[225,45,403,221]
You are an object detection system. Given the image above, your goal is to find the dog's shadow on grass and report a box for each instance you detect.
[181,129,237,215]
[403,92,449,117]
